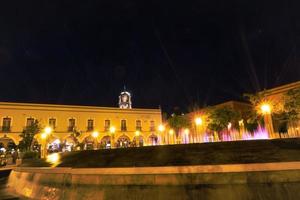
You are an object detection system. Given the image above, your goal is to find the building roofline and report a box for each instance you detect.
[262,81,300,96]
[0,101,161,113]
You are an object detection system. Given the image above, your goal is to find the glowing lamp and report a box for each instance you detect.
[158,124,165,132]
[41,133,47,139]
[44,127,52,135]
[92,131,99,138]
[110,126,116,134]
[184,128,189,135]
[46,153,60,165]
[260,103,271,115]
[195,117,203,126]
[169,129,174,135]
[135,130,140,136]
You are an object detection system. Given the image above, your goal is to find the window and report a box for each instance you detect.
[104,120,110,131]
[87,119,94,131]
[2,117,11,132]
[136,120,142,131]
[49,118,56,129]
[26,117,35,127]
[68,118,76,131]
[150,120,155,131]
[121,120,127,131]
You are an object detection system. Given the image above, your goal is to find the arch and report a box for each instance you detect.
[61,136,78,152]
[116,134,131,148]
[148,134,159,146]
[132,135,144,147]
[100,135,111,149]
[0,136,16,151]
[82,135,97,150]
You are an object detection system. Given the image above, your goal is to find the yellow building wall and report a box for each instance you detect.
[0,102,162,145]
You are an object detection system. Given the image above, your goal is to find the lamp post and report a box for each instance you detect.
[184,128,189,144]
[194,117,203,143]
[109,126,116,148]
[135,130,140,147]
[158,124,165,145]
[92,131,99,150]
[40,126,52,159]
[260,103,274,139]
[169,129,174,144]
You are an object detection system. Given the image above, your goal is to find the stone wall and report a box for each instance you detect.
[6,162,300,200]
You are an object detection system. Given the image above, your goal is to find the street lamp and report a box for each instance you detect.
[41,126,52,159]
[169,129,174,145]
[258,102,274,138]
[260,103,272,115]
[109,126,116,148]
[92,131,99,149]
[158,124,165,145]
[195,117,203,126]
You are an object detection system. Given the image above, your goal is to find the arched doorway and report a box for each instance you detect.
[117,135,130,148]
[47,138,61,153]
[148,134,158,146]
[62,136,77,152]
[0,137,16,152]
[132,136,144,147]
[100,136,111,149]
[83,135,96,150]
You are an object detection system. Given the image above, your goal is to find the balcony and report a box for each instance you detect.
[121,127,127,132]
[0,126,11,132]
[87,126,94,132]
[136,126,142,131]
[150,127,156,132]
[67,126,76,132]
[104,126,110,132]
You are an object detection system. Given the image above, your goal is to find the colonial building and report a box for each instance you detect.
[0,90,162,151]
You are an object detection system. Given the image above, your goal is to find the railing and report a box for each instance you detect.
[0,126,11,132]
[150,127,156,132]
[87,126,94,131]
[136,127,142,131]
[104,126,110,131]
[67,126,76,132]
[121,127,127,132]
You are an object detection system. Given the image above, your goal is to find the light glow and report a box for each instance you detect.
[44,126,52,134]
[135,130,140,136]
[195,117,203,126]
[92,131,99,138]
[41,133,47,139]
[46,153,60,166]
[260,103,272,115]
[184,128,189,135]
[110,126,116,133]
[169,129,174,135]
[158,124,165,132]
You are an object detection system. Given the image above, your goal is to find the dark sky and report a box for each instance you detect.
[0,0,299,113]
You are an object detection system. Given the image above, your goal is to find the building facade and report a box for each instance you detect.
[0,101,162,151]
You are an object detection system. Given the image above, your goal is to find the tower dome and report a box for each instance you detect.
[118,87,132,109]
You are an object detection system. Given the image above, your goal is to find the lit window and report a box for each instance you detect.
[2,117,11,132]
[87,119,94,131]
[121,120,127,131]
[104,120,110,131]
[68,118,76,131]
[49,118,56,129]
[136,120,142,131]
[150,120,155,131]
[26,117,35,127]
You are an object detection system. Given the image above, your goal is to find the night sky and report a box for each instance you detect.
[0,0,299,113]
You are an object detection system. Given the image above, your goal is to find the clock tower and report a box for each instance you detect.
[118,87,132,109]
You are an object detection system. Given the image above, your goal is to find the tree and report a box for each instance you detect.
[19,120,41,152]
[284,88,300,121]
[167,114,191,137]
[69,128,81,150]
[283,88,300,134]
[207,106,240,140]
